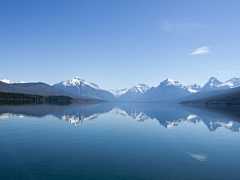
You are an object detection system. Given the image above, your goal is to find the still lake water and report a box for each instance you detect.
[0,102,240,180]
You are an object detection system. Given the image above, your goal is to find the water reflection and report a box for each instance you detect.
[187,153,207,162]
[1,102,240,132]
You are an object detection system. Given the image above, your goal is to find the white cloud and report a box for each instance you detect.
[189,46,210,55]
[161,21,204,33]
[188,153,207,162]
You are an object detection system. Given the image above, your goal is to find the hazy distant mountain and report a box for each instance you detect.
[179,77,240,103]
[187,84,202,93]
[225,77,240,88]
[0,81,96,101]
[53,76,118,101]
[109,88,129,97]
[201,77,230,91]
[135,78,191,102]
[118,84,150,101]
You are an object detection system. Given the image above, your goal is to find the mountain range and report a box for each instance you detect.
[0,81,98,101]
[134,79,191,102]
[1,76,240,103]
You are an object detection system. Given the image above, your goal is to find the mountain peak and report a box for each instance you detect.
[74,76,83,80]
[158,78,189,91]
[206,77,222,85]
[53,77,117,101]
[165,78,176,82]
[226,77,240,82]
[61,77,100,90]
[161,78,180,86]
[117,83,150,101]
[133,84,150,93]
[202,77,229,90]
[72,76,83,81]
[208,77,219,82]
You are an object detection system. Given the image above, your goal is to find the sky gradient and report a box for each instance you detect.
[1,0,240,90]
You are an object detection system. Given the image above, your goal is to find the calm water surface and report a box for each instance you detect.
[0,102,240,180]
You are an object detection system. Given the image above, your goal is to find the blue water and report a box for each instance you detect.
[0,102,240,179]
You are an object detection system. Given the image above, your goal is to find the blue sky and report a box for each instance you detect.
[1,0,240,90]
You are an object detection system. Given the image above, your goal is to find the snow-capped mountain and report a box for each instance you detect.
[187,84,202,93]
[53,76,117,101]
[201,77,230,91]
[225,77,240,88]
[135,78,191,102]
[109,88,129,97]
[59,76,100,89]
[0,79,25,84]
[118,84,150,101]
[160,78,188,89]
[0,79,14,84]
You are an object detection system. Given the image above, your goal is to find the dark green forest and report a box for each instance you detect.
[0,92,73,102]
[204,92,240,105]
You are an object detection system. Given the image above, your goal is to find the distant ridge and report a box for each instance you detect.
[118,84,150,101]
[0,81,100,102]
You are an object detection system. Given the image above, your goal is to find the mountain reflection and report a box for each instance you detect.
[0,102,240,132]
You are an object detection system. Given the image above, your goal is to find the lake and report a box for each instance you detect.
[0,102,240,180]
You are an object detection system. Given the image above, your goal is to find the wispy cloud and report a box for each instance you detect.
[188,153,207,162]
[161,21,204,33]
[189,46,210,55]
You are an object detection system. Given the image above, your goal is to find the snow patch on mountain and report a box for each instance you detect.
[187,84,202,93]
[0,79,14,84]
[0,79,25,84]
[161,78,188,90]
[109,88,129,97]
